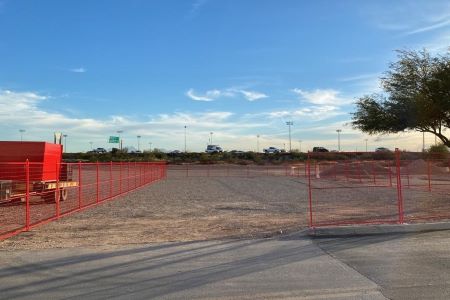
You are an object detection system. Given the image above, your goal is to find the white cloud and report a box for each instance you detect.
[186,88,215,101]
[405,17,450,35]
[186,88,268,102]
[238,90,268,101]
[267,105,343,121]
[0,89,430,152]
[291,88,352,106]
[69,67,86,73]
[338,73,380,83]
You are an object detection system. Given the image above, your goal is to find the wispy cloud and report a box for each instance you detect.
[405,17,450,35]
[69,67,86,73]
[186,87,268,102]
[0,89,429,152]
[186,88,221,101]
[186,0,209,18]
[338,73,380,83]
[291,88,352,106]
[337,73,382,93]
[239,90,268,101]
[267,105,343,121]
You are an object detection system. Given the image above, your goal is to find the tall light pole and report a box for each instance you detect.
[257,134,260,152]
[149,142,152,152]
[336,129,342,151]
[117,130,123,151]
[19,129,25,141]
[365,138,368,152]
[184,126,187,153]
[286,121,293,152]
[422,132,425,152]
[89,141,93,151]
[63,134,68,153]
[137,135,141,151]
[210,132,213,145]
[298,140,302,152]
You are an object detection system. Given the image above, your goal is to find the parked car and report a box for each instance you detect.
[89,147,107,154]
[168,150,182,155]
[230,150,245,154]
[312,147,329,152]
[263,146,281,154]
[205,145,223,153]
[375,147,391,152]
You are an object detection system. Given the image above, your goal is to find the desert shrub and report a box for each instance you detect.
[427,144,449,159]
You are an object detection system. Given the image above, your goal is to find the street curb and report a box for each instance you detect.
[307,222,450,238]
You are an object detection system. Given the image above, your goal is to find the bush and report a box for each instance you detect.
[427,143,449,159]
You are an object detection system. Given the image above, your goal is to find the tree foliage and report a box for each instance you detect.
[352,49,450,146]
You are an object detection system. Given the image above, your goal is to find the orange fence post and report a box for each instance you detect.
[78,161,82,209]
[395,149,404,224]
[96,162,99,203]
[406,163,410,188]
[127,163,130,191]
[134,162,137,188]
[307,154,313,227]
[109,161,113,198]
[56,161,60,219]
[372,161,376,185]
[139,163,142,186]
[25,160,30,231]
[119,162,122,194]
[388,160,393,187]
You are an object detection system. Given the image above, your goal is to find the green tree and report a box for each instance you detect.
[352,49,450,146]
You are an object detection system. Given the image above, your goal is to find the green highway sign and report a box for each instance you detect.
[109,136,120,143]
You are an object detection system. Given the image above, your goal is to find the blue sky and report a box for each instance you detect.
[0,0,449,152]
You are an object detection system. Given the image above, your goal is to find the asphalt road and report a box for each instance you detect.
[1,229,450,299]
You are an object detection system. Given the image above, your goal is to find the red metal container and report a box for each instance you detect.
[0,142,62,181]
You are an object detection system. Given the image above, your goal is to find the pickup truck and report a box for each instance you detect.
[263,147,281,154]
[205,145,223,153]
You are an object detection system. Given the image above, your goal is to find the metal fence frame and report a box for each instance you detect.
[0,161,166,241]
[307,149,450,228]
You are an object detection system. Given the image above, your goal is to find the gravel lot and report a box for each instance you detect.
[0,176,309,250]
[2,168,448,251]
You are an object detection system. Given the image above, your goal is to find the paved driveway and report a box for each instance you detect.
[1,230,450,299]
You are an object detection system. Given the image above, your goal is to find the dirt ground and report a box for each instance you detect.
[2,166,449,251]
[0,177,309,250]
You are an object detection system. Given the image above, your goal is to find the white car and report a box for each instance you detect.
[206,145,223,153]
[263,146,281,154]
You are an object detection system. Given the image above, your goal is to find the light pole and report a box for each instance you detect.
[117,130,123,151]
[89,141,93,151]
[210,132,213,145]
[184,126,187,153]
[63,134,68,153]
[286,121,293,152]
[149,142,152,152]
[365,138,368,152]
[257,134,260,152]
[298,140,302,152]
[19,129,25,141]
[336,129,342,151]
[137,135,141,152]
[422,132,425,152]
